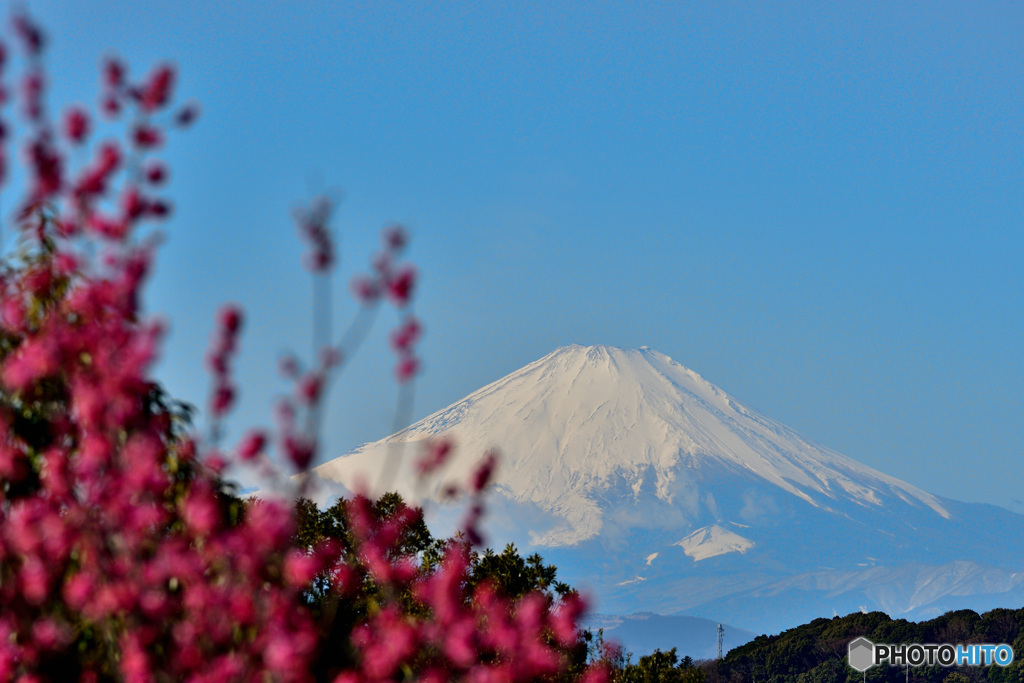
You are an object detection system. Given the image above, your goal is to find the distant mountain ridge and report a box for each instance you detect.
[307,345,1024,634]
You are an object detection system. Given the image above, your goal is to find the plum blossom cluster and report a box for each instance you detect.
[0,12,608,683]
[208,306,242,417]
[354,224,421,384]
[0,13,316,681]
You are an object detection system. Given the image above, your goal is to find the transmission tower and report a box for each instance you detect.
[717,623,724,660]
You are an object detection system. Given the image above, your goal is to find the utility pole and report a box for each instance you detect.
[717,624,724,660]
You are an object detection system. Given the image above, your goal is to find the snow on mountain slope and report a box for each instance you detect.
[310,345,948,545]
[674,524,754,561]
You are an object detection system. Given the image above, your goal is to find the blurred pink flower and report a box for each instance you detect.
[64,107,89,143]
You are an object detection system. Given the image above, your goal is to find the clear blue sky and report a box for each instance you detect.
[27,2,1023,510]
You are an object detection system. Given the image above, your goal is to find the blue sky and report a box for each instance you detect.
[25,2,1023,510]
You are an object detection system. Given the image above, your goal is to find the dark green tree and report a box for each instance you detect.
[614,648,706,683]
[468,543,573,599]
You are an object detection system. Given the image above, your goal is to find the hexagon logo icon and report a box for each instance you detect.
[849,637,875,672]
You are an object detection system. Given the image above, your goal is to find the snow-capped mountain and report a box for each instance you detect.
[307,345,1024,634]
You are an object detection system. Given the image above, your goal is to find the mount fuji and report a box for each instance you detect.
[307,345,1024,635]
